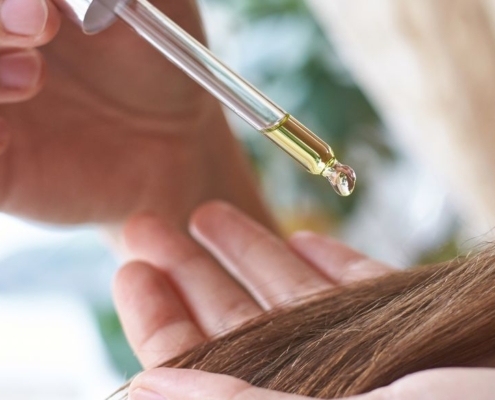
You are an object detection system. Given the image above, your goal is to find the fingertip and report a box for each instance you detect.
[1,0,47,37]
[0,49,46,103]
[0,0,61,45]
[189,200,232,235]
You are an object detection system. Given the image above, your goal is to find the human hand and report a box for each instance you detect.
[113,201,392,383]
[127,367,495,400]
[0,1,267,228]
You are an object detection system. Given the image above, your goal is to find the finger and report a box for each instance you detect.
[289,232,394,285]
[129,368,313,400]
[124,215,263,337]
[113,261,205,369]
[0,0,61,48]
[0,49,45,103]
[190,202,332,309]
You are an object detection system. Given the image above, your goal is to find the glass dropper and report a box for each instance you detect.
[60,0,357,196]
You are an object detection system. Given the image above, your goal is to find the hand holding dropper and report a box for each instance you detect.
[54,0,357,196]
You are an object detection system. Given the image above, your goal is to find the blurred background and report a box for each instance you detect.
[1,0,493,398]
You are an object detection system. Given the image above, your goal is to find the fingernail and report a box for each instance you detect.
[1,0,48,37]
[130,388,166,400]
[0,52,41,90]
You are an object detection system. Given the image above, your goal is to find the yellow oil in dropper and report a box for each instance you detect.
[63,0,358,197]
[263,115,356,196]
[111,0,358,197]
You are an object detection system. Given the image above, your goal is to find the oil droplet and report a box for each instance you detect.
[322,161,356,197]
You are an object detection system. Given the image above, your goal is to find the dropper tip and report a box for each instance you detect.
[323,161,357,197]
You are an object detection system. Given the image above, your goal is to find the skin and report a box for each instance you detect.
[6,2,494,398]
[0,0,271,230]
[113,201,393,396]
[115,202,495,400]
[129,368,495,400]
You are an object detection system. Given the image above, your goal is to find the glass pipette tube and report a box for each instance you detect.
[114,0,356,196]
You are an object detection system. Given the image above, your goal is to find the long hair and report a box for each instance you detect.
[115,249,495,398]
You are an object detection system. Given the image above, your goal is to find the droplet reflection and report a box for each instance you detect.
[323,161,356,197]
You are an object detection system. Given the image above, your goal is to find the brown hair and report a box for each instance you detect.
[116,248,495,398]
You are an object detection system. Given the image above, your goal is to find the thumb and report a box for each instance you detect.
[128,368,313,400]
